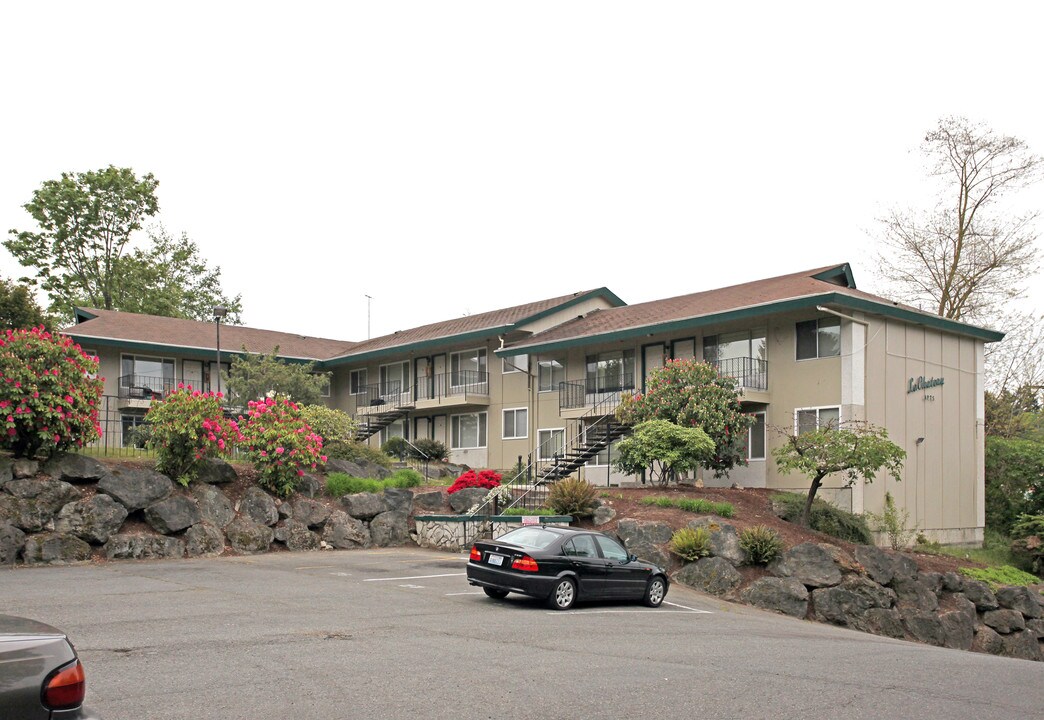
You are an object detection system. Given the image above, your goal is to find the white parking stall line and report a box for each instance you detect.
[663,601,712,613]
[445,591,485,596]
[363,573,466,582]
[545,609,709,615]
[399,584,426,589]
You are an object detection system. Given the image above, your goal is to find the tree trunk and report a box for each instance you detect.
[800,475,825,527]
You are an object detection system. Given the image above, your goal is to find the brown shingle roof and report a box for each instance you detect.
[65,308,357,360]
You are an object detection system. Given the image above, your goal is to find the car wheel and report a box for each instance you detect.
[643,576,666,608]
[483,588,509,599]
[547,577,577,611]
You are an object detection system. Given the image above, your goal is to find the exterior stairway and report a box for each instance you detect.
[353,407,410,442]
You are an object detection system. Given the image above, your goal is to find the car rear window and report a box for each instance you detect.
[498,527,560,549]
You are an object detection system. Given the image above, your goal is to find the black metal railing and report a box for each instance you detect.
[559,381,630,411]
[413,370,489,402]
[711,357,768,391]
[354,380,412,409]
[118,374,212,400]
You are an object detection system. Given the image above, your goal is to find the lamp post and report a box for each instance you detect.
[213,305,227,395]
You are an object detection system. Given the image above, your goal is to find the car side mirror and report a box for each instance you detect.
[628,554,638,563]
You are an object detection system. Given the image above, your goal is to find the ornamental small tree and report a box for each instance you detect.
[238,395,326,497]
[612,419,714,485]
[146,386,240,486]
[616,359,755,478]
[772,421,906,528]
[299,404,357,461]
[0,327,103,458]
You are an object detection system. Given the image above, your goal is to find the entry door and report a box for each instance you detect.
[642,344,665,392]
[415,417,431,441]
[433,415,447,445]
[183,360,203,393]
[416,357,433,400]
[432,354,447,398]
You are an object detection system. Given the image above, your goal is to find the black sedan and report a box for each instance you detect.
[466,526,669,610]
[0,614,102,719]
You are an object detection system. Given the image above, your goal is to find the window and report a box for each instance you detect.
[795,406,840,434]
[594,535,628,562]
[380,362,410,396]
[451,412,487,449]
[502,354,528,374]
[743,412,766,460]
[451,348,487,387]
[207,361,230,393]
[585,349,635,394]
[562,534,598,558]
[81,348,99,378]
[381,419,409,445]
[502,408,528,440]
[350,369,368,395]
[538,359,565,392]
[313,373,332,397]
[703,328,767,363]
[537,428,565,461]
[121,412,148,447]
[121,355,175,396]
[796,318,840,360]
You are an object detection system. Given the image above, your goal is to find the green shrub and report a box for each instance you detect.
[771,492,873,544]
[239,395,325,498]
[1010,514,1044,575]
[300,405,357,460]
[547,478,598,516]
[959,565,1041,589]
[332,441,394,467]
[326,473,382,496]
[864,491,917,550]
[386,468,424,488]
[381,436,409,460]
[146,388,237,486]
[409,437,447,461]
[739,525,785,564]
[670,527,712,561]
[639,496,734,519]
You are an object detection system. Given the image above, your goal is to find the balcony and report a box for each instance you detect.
[559,381,629,416]
[117,374,216,408]
[711,357,768,392]
[413,370,489,410]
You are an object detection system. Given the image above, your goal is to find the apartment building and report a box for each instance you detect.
[64,263,1003,544]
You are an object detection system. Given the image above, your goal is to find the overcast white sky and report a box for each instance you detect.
[2,1,1042,341]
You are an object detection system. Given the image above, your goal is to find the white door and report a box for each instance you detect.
[416,357,432,399]
[642,344,664,391]
[183,360,203,393]
[433,416,447,445]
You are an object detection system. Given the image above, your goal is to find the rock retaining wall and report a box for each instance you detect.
[415,515,572,551]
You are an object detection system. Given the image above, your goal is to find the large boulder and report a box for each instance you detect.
[383,488,414,515]
[981,609,1026,635]
[343,492,390,520]
[0,523,26,564]
[225,518,274,554]
[296,473,322,498]
[370,511,410,547]
[999,630,1043,662]
[741,577,809,618]
[940,610,975,651]
[853,545,896,585]
[849,608,905,639]
[191,484,235,528]
[275,519,321,551]
[239,487,278,526]
[3,478,82,532]
[0,458,12,490]
[961,579,1000,612]
[184,523,226,557]
[104,534,185,560]
[892,576,938,612]
[971,625,1004,655]
[144,496,202,534]
[615,519,672,568]
[22,532,92,565]
[686,518,745,566]
[769,543,841,588]
[996,586,1042,619]
[902,609,946,646]
[98,467,173,511]
[891,553,919,582]
[323,510,370,549]
[195,459,238,485]
[42,454,110,483]
[674,557,741,596]
[53,495,128,544]
[12,459,39,478]
[326,458,392,479]
[940,572,965,593]
[413,490,447,512]
[592,504,617,526]
[812,575,896,626]
[293,498,331,528]
[447,488,487,514]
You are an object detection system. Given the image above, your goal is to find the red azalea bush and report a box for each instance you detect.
[239,395,326,497]
[146,386,240,486]
[0,327,103,458]
[447,469,502,494]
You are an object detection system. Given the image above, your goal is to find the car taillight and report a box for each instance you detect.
[511,555,539,572]
[469,545,483,562]
[42,659,85,710]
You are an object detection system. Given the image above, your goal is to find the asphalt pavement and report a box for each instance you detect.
[2,548,1042,720]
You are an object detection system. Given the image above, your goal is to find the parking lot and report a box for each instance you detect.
[3,548,1043,719]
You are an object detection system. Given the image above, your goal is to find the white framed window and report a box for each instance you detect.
[451,412,487,449]
[502,408,528,440]
[502,354,528,374]
[81,348,99,378]
[586,349,635,393]
[350,369,368,395]
[381,418,409,446]
[537,428,565,461]
[794,406,840,435]
[538,359,565,392]
[451,348,487,387]
[796,318,840,360]
[313,373,332,398]
[121,354,176,397]
[745,412,766,460]
[379,361,410,396]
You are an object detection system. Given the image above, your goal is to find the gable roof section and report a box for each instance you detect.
[322,287,625,366]
[497,263,1004,356]
[65,308,357,362]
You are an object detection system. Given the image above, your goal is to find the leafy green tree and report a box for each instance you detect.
[6,166,160,318]
[985,436,1044,535]
[612,419,714,485]
[299,405,357,461]
[772,422,906,527]
[0,276,49,330]
[112,226,242,322]
[225,347,330,407]
[615,359,755,477]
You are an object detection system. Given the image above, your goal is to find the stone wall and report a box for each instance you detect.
[616,518,1044,663]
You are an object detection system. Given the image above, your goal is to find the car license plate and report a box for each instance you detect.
[488,554,505,566]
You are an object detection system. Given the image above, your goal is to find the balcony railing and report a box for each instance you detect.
[711,357,768,391]
[559,380,631,411]
[355,380,412,410]
[414,370,488,402]
[118,374,221,400]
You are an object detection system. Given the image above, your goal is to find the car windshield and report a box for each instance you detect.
[498,527,560,549]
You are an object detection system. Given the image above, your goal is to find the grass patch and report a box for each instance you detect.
[959,565,1041,589]
[326,468,424,497]
[497,507,554,516]
[771,492,872,545]
[640,496,734,519]
[914,530,1028,569]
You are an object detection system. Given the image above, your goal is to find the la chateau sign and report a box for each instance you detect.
[908,375,944,394]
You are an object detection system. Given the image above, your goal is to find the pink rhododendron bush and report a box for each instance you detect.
[146,386,240,486]
[238,395,326,497]
[0,327,103,458]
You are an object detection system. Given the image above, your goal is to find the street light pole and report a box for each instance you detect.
[213,305,227,395]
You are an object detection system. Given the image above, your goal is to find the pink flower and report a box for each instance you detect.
[53,434,60,443]
[275,447,284,455]
[218,439,225,450]
[260,450,268,457]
